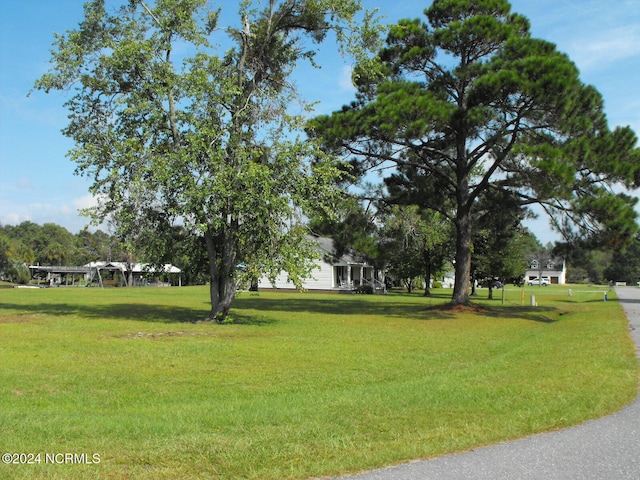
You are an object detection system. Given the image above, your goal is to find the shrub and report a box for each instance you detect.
[355,284,374,294]
[432,280,443,288]
[7,264,31,285]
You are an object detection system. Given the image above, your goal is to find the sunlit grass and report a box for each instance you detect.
[0,285,637,479]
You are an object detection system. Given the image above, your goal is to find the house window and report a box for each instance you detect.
[531,260,538,269]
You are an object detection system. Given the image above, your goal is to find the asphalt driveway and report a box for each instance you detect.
[336,287,640,480]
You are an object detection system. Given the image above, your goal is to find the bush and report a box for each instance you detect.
[432,281,442,288]
[355,284,374,294]
[7,264,31,285]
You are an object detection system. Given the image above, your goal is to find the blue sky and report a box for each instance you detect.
[1,1,639,244]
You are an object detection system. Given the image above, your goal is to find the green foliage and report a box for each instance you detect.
[0,220,232,287]
[309,0,640,305]
[472,190,531,292]
[0,221,145,272]
[34,0,372,319]
[73,227,123,265]
[0,222,73,266]
[604,234,640,284]
[0,234,10,275]
[554,242,612,284]
[308,197,381,266]
[5,263,31,285]
[379,205,451,294]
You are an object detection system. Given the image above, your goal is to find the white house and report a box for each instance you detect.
[257,236,385,293]
[432,268,455,289]
[524,257,566,285]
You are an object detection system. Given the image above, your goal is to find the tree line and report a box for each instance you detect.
[0,222,119,284]
[31,0,640,319]
[0,221,210,286]
[309,197,640,293]
[1,217,634,289]
[1,222,115,268]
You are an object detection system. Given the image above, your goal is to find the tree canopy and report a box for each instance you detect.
[35,0,369,320]
[604,234,640,285]
[379,204,450,295]
[471,189,531,295]
[309,0,640,305]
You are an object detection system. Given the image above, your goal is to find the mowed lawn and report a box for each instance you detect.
[0,285,637,479]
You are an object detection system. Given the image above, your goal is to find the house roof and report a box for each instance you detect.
[527,256,565,270]
[85,262,181,273]
[29,265,90,274]
[309,235,370,267]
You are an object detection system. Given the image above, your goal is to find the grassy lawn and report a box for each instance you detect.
[0,285,637,479]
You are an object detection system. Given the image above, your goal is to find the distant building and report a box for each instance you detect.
[524,257,566,284]
[258,236,385,293]
[29,262,182,287]
[88,261,182,287]
[431,267,455,289]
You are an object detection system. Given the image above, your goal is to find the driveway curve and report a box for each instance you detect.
[336,286,640,480]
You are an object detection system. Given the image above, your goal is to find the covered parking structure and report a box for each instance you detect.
[29,262,182,287]
[29,265,90,287]
[86,262,182,287]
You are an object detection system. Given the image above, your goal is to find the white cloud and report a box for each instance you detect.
[72,194,101,210]
[517,1,640,75]
[338,65,356,93]
[569,26,640,72]
[0,199,93,232]
[1,212,29,226]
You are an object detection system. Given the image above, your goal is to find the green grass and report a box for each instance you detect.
[0,285,637,479]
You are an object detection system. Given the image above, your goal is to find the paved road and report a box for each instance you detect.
[337,287,640,480]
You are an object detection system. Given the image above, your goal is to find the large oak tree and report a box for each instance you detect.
[309,0,640,305]
[35,0,367,320]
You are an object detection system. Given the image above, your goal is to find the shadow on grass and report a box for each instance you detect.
[233,293,561,323]
[479,306,561,323]
[0,302,208,323]
[0,292,561,325]
[556,298,613,304]
[0,300,281,326]
[233,294,435,318]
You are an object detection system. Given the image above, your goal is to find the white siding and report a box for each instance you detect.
[258,259,335,290]
[255,236,376,291]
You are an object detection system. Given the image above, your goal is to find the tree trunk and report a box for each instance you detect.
[423,249,432,297]
[205,227,237,322]
[452,209,472,305]
[404,278,413,293]
[470,271,478,296]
